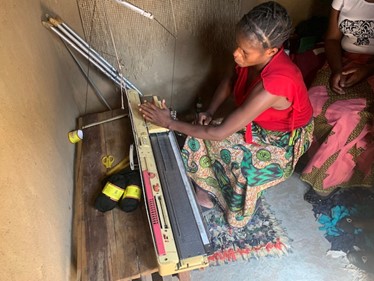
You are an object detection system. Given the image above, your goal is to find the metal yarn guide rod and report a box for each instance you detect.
[42,15,142,96]
[63,40,112,110]
[113,0,154,19]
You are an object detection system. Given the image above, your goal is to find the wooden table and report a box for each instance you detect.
[73,109,191,281]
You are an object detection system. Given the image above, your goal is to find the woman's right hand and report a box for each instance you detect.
[197,111,213,125]
[329,72,346,95]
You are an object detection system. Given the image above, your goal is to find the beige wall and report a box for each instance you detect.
[0,1,329,280]
[70,0,330,116]
[0,0,86,280]
[241,0,331,27]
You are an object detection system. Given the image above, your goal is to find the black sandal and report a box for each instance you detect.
[347,250,374,274]
[338,217,374,233]
[337,217,356,234]
[303,187,341,205]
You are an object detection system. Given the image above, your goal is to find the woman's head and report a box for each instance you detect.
[233,1,292,68]
[237,1,292,49]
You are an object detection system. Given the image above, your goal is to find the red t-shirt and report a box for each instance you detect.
[233,48,313,143]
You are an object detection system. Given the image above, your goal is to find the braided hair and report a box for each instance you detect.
[236,1,293,49]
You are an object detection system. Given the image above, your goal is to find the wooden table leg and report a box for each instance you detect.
[177,271,191,281]
[161,275,173,281]
[140,274,153,281]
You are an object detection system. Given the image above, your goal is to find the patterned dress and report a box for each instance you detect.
[182,121,314,228]
[181,49,313,228]
[301,53,374,192]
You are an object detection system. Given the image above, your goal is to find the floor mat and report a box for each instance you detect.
[310,187,374,253]
[203,197,291,265]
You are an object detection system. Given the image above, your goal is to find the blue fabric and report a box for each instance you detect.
[310,187,374,253]
[318,205,350,236]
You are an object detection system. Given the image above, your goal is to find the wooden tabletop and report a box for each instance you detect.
[73,109,158,281]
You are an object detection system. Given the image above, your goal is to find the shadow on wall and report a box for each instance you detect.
[71,0,244,115]
[40,0,333,117]
[40,2,121,114]
[177,18,237,121]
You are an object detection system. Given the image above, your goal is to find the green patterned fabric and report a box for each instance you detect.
[182,121,314,228]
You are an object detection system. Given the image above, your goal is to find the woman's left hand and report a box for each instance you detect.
[341,65,371,88]
[138,99,172,128]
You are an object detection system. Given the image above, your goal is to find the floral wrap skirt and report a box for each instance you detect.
[181,121,314,228]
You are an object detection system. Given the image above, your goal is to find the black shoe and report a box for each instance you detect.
[304,187,340,205]
[337,217,356,234]
[347,250,374,274]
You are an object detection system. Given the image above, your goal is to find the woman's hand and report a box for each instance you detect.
[138,99,172,129]
[197,111,213,125]
[329,65,371,94]
[329,72,346,95]
[341,65,371,88]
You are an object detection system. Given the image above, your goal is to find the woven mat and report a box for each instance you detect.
[203,197,291,265]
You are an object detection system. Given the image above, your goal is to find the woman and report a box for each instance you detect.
[301,0,374,204]
[140,1,313,228]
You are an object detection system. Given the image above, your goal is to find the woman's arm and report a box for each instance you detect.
[205,73,233,116]
[197,67,235,125]
[324,8,345,94]
[325,8,343,74]
[325,8,374,89]
[139,82,284,141]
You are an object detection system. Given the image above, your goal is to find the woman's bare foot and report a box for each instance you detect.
[195,187,214,209]
[304,187,341,204]
[314,190,334,197]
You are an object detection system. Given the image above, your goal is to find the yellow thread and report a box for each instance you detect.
[123,185,142,201]
[68,130,83,143]
[288,130,296,146]
[102,182,124,201]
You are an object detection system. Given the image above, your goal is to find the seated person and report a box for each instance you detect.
[301,0,374,203]
[140,1,313,228]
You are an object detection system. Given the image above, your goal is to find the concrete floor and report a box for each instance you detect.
[187,174,373,281]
